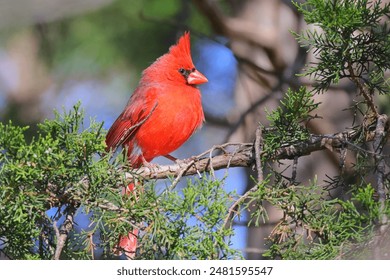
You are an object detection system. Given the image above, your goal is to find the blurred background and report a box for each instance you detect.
[1,0,388,259]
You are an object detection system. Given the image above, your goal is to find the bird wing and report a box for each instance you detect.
[105,86,158,152]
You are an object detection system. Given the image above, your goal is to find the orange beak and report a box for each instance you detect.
[187,69,208,85]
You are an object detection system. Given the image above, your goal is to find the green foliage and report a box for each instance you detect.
[135,177,240,259]
[0,103,115,259]
[294,0,390,94]
[250,0,390,259]
[262,87,319,158]
[218,0,387,260]
[0,103,239,259]
[252,180,386,259]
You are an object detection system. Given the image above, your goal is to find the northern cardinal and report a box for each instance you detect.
[106,32,208,258]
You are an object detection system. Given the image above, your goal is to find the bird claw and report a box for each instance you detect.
[174,156,203,179]
[175,156,196,165]
[140,156,159,173]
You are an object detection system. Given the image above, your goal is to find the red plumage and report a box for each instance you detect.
[106,32,207,258]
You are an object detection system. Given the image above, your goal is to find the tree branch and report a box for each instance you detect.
[127,129,364,181]
[220,127,264,234]
[254,126,264,182]
[41,125,387,260]
[53,205,76,260]
[372,114,389,259]
[128,143,254,181]
[44,127,376,219]
[348,63,378,116]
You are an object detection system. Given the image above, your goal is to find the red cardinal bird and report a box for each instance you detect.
[106,32,207,258]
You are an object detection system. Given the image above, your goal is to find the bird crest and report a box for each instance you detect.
[168,31,193,66]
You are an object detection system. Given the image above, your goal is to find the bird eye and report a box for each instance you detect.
[178,68,186,74]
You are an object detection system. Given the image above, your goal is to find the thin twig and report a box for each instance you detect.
[53,205,76,260]
[291,156,299,184]
[372,114,389,259]
[373,115,388,208]
[220,129,266,231]
[87,233,95,260]
[348,63,378,116]
[254,126,264,182]
[221,185,259,232]
[166,159,196,192]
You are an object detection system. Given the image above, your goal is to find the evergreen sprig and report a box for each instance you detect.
[294,0,390,94]
[262,87,319,159]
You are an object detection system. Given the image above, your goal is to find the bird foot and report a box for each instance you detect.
[166,155,202,178]
[141,156,159,173]
[164,154,198,165]
[175,156,197,165]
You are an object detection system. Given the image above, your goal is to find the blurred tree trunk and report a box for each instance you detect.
[3,29,51,129]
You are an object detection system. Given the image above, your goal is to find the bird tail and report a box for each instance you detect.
[114,182,139,259]
[114,227,138,259]
[106,142,143,258]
